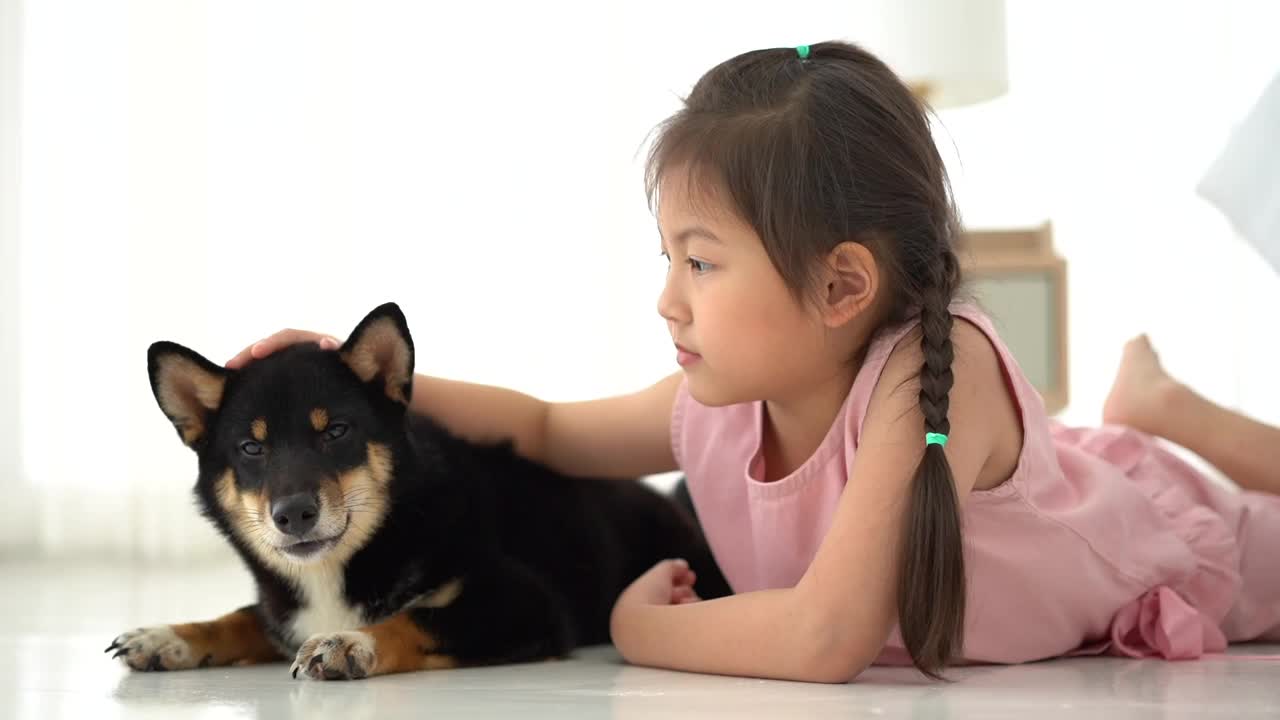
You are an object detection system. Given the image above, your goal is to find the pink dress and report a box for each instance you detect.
[672,304,1280,664]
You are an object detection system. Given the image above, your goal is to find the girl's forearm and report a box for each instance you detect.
[609,589,869,684]
[409,374,550,463]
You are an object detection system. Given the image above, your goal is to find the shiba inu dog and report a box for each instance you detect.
[107,302,728,680]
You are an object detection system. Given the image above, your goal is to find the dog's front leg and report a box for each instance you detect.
[290,610,457,680]
[107,605,284,671]
[291,561,572,681]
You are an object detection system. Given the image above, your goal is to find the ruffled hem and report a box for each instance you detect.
[1052,423,1242,659]
[1109,586,1228,659]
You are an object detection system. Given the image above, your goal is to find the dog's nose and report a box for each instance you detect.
[271,493,319,537]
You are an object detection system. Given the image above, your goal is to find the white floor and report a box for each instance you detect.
[2,560,1278,719]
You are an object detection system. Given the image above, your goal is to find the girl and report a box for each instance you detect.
[226,41,1280,682]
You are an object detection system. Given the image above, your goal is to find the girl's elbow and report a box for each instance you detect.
[795,617,874,683]
[795,644,871,684]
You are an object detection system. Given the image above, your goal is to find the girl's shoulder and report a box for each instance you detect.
[870,310,1010,417]
[866,304,1009,397]
[864,305,1028,492]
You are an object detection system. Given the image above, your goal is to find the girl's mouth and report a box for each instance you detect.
[675,344,701,367]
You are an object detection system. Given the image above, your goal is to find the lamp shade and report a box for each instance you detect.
[850,0,1009,108]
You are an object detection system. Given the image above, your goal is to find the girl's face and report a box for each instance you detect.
[655,174,833,407]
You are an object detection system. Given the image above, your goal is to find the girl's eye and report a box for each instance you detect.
[239,441,264,457]
[324,422,349,441]
[688,258,713,274]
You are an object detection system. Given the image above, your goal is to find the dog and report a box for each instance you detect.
[107,302,729,680]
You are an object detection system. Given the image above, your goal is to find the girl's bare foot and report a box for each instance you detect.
[1102,334,1185,435]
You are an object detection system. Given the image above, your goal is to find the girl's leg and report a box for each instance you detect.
[1103,335,1280,496]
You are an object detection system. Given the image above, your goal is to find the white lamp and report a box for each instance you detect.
[1197,72,1280,273]
[849,0,1009,109]
[849,1,1071,413]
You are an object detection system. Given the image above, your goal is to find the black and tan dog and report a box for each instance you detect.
[107,302,727,680]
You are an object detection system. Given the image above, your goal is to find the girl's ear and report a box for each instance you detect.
[820,242,879,328]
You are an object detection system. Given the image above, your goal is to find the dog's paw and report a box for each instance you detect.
[105,626,207,671]
[291,631,376,681]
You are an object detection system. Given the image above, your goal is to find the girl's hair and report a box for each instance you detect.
[645,41,964,678]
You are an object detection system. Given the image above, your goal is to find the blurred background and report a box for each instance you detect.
[2,0,1279,565]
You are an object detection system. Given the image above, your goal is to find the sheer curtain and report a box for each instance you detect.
[1,0,27,551]
[4,0,1279,563]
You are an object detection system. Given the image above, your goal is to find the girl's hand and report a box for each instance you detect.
[610,559,701,652]
[618,559,702,608]
[224,328,341,369]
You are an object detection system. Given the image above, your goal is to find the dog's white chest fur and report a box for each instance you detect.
[288,566,365,645]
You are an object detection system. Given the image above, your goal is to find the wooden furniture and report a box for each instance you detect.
[957,222,1069,414]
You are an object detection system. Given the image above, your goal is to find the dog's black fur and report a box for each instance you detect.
[107,302,728,680]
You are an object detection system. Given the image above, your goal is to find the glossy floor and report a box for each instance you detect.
[2,560,1276,719]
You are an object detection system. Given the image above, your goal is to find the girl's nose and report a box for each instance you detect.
[657,273,689,325]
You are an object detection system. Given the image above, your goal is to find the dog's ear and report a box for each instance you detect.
[148,341,229,449]
[340,302,415,405]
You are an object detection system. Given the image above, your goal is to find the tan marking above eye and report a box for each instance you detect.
[310,408,329,432]
[251,418,268,442]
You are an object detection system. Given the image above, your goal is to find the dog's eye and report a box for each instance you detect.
[324,423,349,441]
[239,440,264,457]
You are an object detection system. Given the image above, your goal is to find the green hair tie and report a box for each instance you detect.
[796,45,810,59]
[925,432,949,447]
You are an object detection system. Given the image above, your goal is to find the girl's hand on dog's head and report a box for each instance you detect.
[225,328,341,369]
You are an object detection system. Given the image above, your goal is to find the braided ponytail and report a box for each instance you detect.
[897,249,964,679]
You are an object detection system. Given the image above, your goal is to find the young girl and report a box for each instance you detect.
[225,41,1280,682]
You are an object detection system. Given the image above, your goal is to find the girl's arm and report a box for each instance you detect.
[610,321,1011,682]
[225,327,684,480]
[410,371,683,479]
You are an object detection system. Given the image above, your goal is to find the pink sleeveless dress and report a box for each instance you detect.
[672,304,1280,664]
